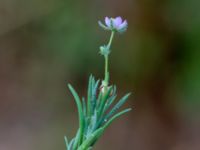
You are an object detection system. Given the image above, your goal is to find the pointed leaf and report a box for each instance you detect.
[97,87,113,119]
[87,75,93,117]
[104,93,131,121]
[68,84,84,145]
[103,108,132,130]
[64,136,69,150]
[72,129,80,150]
[68,138,75,150]
[91,80,100,113]
[78,128,104,150]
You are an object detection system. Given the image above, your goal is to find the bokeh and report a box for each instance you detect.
[0,0,200,150]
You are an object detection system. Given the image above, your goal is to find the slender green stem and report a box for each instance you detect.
[108,31,115,48]
[104,31,115,85]
[104,55,108,84]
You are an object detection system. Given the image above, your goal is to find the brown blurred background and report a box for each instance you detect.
[0,0,200,150]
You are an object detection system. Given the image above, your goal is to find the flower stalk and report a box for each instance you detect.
[104,31,115,87]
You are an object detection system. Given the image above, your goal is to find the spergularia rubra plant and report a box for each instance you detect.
[65,16,131,150]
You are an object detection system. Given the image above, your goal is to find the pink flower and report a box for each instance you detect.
[99,16,128,33]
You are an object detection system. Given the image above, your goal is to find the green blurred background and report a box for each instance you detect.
[0,0,200,149]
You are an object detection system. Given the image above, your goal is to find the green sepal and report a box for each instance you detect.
[98,21,110,31]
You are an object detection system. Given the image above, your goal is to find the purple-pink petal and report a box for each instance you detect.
[113,17,123,28]
[105,17,111,27]
[118,20,128,30]
[102,16,128,32]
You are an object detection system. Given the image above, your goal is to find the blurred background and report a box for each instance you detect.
[0,0,200,149]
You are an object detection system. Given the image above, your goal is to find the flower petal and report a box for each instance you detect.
[105,17,111,27]
[98,21,110,30]
[118,20,128,30]
[113,17,122,28]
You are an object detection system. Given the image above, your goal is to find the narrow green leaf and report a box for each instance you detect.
[90,77,95,113]
[86,110,98,138]
[103,108,132,130]
[87,75,93,117]
[82,97,87,117]
[103,94,117,113]
[72,129,80,150]
[78,128,104,150]
[68,84,84,145]
[97,87,113,120]
[104,93,131,121]
[91,80,100,113]
[96,92,102,109]
[97,94,117,126]
[90,108,132,147]
[105,86,117,110]
[82,97,88,140]
[87,109,131,148]
[68,138,75,150]
[64,136,69,150]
